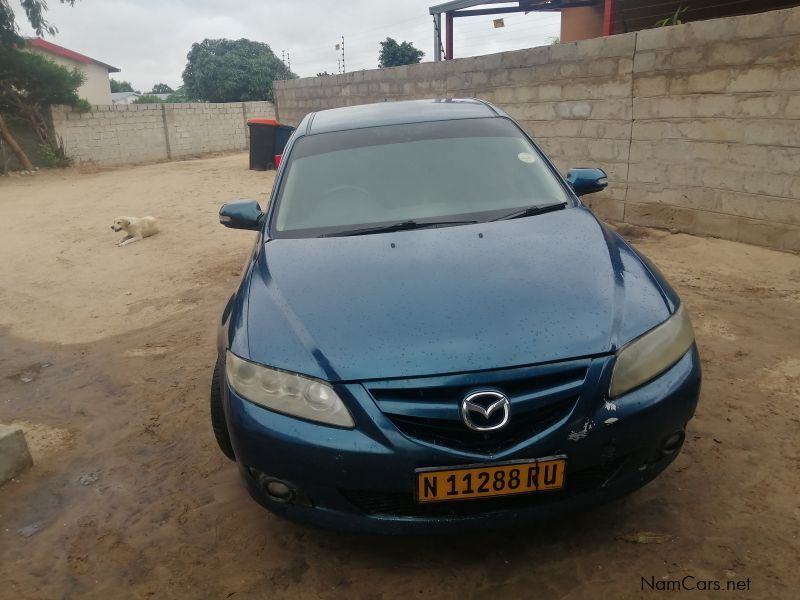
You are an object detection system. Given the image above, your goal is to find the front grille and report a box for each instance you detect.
[340,459,624,517]
[365,360,589,453]
[388,397,575,453]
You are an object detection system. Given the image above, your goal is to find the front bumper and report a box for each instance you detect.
[223,347,701,534]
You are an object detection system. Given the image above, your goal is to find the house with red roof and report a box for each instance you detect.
[26,38,120,105]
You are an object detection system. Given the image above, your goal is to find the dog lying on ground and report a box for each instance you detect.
[111,216,159,246]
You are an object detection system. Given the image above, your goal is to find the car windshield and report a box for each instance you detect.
[271,117,572,238]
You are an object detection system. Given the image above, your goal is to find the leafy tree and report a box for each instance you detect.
[0,45,88,168]
[132,94,165,104]
[182,38,296,103]
[378,38,424,68]
[165,86,188,103]
[0,0,77,45]
[317,71,331,77]
[132,89,190,104]
[110,78,135,93]
[150,83,174,94]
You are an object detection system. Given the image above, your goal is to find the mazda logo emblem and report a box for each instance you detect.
[460,390,511,432]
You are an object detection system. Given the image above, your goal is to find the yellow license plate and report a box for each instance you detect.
[415,456,566,503]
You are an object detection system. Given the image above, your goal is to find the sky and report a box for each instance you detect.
[13,0,560,92]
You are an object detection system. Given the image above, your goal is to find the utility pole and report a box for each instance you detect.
[287,52,291,72]
[432,14,443,61]
[335,37,345,73]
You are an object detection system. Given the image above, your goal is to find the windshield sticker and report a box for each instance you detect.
[518,152,536,164]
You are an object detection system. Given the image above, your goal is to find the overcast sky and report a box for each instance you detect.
[14,0,560,91]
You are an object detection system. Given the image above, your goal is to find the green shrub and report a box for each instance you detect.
[132,94,165,104]
[37,143,71,168]
[656,6,688,27]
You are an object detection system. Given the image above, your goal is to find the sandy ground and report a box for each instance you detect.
[0,154,799,599]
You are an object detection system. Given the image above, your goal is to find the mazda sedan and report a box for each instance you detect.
[211,98,701,533]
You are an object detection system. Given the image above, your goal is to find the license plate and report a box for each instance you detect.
[415,456,566,503]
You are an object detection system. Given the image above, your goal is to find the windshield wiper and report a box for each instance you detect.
[322,219,478,237]
[492,202,568,221]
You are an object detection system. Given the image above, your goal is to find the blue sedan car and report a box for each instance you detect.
[211,99,701,533]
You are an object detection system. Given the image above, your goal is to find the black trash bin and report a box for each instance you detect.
[247,118,279,171]
[274,124,295,156]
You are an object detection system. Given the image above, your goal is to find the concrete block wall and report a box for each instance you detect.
[51,101,275,167]
[629,10,800,251]
[52,104,168,165]
[274,7,800,252]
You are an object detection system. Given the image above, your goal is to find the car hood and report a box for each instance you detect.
[244,207,672,382]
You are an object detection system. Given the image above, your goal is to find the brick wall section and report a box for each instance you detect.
[629,12,800,250]
[51,101,275,166]
[274,8,800,252]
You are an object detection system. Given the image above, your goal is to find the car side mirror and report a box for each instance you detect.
[566,168,608,197]
[219,200,264,231]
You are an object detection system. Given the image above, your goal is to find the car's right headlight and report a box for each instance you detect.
[608,304,695,399]
[226,351,354,428]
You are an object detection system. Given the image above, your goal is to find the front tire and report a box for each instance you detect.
[210,361,236,461]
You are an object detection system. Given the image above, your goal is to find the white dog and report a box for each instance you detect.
[111,216,159,246]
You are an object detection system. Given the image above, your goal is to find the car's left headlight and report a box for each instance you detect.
[608,304,695,399]
[226,351,354,428]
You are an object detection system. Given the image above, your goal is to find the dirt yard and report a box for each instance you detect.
[1,154,798,600]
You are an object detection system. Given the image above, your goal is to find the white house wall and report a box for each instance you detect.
[28,49,113,105]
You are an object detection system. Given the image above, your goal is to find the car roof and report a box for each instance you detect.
[303,98,500,135]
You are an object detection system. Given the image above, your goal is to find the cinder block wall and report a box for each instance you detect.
[51,101,275,167]
[274,8,800,252]
[629,13,800,250]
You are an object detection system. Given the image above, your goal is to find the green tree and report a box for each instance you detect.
[150,83,174,94]
[0,44,89,169]
[182,38,296,103]
[132,90,189,104]
[165,86,188,103]
[132,94,164,104]
[110,78,135,93]
[0,0,77,45]
[378,38,424,68]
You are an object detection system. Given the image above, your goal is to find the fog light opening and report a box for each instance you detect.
[661,431,685,456]
[259,474,296,504]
